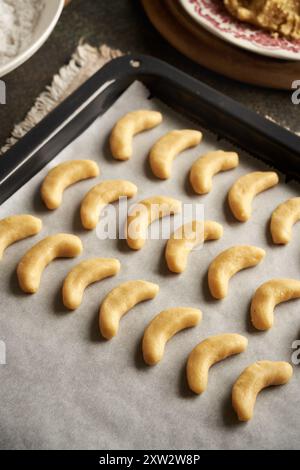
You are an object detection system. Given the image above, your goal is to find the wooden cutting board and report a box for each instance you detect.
[141,0,300,89]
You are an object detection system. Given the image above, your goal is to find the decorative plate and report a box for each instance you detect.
[0,0,64,78]
[179,0,300,60]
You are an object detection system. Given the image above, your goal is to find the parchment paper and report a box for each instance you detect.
[0,82,299,450]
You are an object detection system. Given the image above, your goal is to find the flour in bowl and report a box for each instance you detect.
[0,0,44,66]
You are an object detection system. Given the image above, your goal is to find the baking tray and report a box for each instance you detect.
[1,56,300,451]
[1,54,300,206]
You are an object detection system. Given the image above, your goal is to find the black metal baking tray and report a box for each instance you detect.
[1,54,299,206]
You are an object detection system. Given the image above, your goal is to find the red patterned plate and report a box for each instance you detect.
[179,0,300,60]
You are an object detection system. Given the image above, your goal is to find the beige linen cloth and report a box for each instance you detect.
[0,43,122,155]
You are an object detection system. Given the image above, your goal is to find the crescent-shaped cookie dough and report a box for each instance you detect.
[17,233,83,294]
[165,220,223,273]
[232,361,293,421]
[99,280,159,339]
[190,150,239,195]
[41,160,99,210]
[62,258,121,310]
[81,179,138,230]
[149,129,202,179]
[251,278,300,330]
[110,110,163,160]
[228,171,279,222]
[142,307,202,365]
[126,196,182,250]
[208,245,266,299]
[187,334,248,394]
[270,197,300,244]
[0,215,42,260]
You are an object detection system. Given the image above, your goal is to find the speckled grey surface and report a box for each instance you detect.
[0,82,299,450]
[0,0,299,150]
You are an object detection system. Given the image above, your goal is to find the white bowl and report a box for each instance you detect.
[0,0,64,78]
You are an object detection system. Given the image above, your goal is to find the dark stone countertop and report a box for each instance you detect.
[0,0,299,150]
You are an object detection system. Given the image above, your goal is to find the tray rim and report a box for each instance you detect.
[0,53,299,206]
